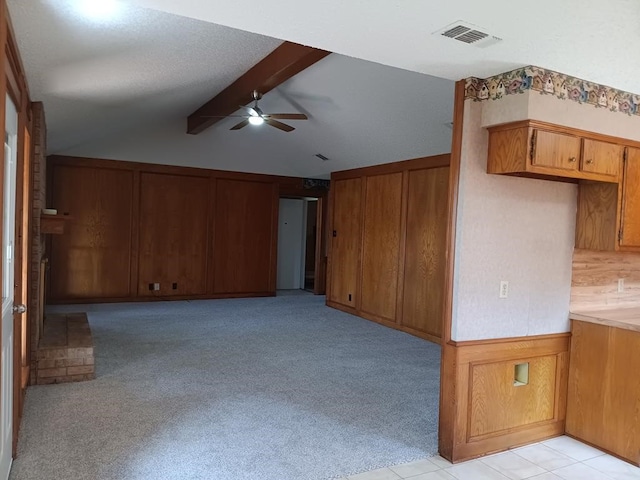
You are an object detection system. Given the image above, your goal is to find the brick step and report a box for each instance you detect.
[36,313,95,385]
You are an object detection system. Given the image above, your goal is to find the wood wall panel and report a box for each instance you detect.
[50,166,133,299]
[327,155,450,343]
[328,178,361,307]
[469,355,557,439]
[137,173,209,296]
[445,334,570,462]
[401,167,449,336]
[360,172,403,321]
[47,156,293,303]
[213,179,276,294]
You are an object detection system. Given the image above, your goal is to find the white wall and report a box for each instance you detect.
[277,198,305,290]
[451,100,577,341]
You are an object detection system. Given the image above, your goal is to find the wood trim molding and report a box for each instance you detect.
[187,41,330,134]
[48,155,304,187]
[331,154,450,180]
[439,79,466,461]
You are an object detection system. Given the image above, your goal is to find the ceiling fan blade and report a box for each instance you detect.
[265,118,294,132]
[200,114,249,118]
[264,114,308,120]
[230,119,250,130]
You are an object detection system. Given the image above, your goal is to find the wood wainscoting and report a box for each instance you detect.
[326,154,450,343]
[441,333,570,462]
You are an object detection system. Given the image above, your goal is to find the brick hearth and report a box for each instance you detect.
[36,313,95,385]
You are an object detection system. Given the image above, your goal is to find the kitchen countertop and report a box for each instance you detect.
[570,307,640,333]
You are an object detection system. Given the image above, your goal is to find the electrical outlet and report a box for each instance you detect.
[618,278,625,293]
[499,280,509,299]
[153,283,160,291]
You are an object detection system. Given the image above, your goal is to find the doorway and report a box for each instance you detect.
[276,197,321,293]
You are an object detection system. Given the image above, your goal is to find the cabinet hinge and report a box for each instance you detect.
[530,130,537,161]
[619,228,623,242]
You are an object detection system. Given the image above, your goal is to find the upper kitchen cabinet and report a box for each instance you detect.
[487,120,622,183]
[619,147,640,248]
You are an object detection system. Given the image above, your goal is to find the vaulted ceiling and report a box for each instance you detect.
[8,0,638,178]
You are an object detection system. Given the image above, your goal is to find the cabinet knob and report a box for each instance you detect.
[569,157,577,163]
[586,159,593,165]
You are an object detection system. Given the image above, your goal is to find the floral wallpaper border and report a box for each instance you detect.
[465,66,640,117]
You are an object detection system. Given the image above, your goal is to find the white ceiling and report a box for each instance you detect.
[14,1,637,178]
[121,0,640,94]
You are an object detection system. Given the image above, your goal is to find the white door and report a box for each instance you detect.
[276,199,305,290]
[1,95,18,479]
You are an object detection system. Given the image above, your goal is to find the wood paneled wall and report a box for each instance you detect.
[327,155,450,343]
[47,156,305,303]
[442,334,569,462]
[571,248,640,311]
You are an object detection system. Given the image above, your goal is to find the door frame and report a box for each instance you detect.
[278,189,327,295]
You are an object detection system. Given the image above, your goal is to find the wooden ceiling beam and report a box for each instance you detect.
[187,41,331,135]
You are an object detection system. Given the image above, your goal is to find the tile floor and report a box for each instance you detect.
[341,436,640,480]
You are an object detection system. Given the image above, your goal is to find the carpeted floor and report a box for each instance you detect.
[10,293,441,480]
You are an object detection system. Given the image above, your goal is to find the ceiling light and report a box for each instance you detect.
[248,116,264,126]
[74,0,122,21]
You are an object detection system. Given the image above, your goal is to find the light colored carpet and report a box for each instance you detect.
[11,293,441,480]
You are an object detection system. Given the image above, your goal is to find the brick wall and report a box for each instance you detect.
[29,101,46,385]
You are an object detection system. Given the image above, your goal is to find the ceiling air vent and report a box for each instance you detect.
[315,153,330,161]
[435,21,502,48]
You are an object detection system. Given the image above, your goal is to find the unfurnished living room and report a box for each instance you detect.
[1,1,640,480]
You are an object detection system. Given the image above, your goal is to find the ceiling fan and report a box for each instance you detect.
[204,90,308,132]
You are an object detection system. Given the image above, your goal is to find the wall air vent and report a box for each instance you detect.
[315,153,330,161]
[435,21,502,48]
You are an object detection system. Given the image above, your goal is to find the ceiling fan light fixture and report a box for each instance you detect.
[248,116,264,126]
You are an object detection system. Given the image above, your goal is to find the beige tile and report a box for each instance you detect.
[542,436,606,461]
[445,459,510,480]
[427,455,453,469]
[348,467,402,480]
[552,462,614,479]
[406,472,457,480]
[480,451,546,479]
[389,459,440,478]
[527,474,563,480]
[583,454,640,480]
[513,444,576,471]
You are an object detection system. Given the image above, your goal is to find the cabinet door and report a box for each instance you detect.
[532,130,581,171]
[360,173,403,322]
[328,178,361,308]
[581,139,622,179]
[620,147,640,248]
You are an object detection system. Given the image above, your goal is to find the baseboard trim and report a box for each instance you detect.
[326,300,441,344]
[48,291,276,305]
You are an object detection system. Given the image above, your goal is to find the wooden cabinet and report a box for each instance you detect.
[488,121,622,183]
[619,147,640,248]
[327,155,450,343]
[575,146,640,252]
[566,320,640,466]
